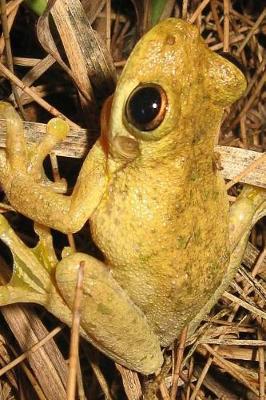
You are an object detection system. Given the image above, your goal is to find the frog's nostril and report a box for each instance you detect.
[125,84,167,132]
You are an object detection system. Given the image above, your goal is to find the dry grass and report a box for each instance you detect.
[0,0,265,399]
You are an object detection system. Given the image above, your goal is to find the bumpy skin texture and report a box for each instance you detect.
[0,19,259,375]
[91,18,245,345]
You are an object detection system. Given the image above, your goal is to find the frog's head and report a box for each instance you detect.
[106,18,246,163]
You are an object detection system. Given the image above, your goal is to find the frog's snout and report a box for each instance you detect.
[110,135,140,161]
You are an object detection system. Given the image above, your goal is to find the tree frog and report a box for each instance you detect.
[0,18,265,375]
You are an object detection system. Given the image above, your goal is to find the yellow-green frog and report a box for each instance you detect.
[0,18,265,375]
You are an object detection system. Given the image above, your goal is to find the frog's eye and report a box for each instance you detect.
[218,52,246,77]
[125,84,168,131]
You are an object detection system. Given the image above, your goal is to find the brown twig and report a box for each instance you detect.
[66,261,85,400]
[0,1,20,53]
[230,70,266,131]
[236,8,266,55]
[223,291,266,320]
[210,0,223,42]
[171,325,188,400]
[0,326,62,377]
[0,61,80,129]
[189,0,211,24]
[223,0,230,51]
[115,364,142,400]
[182,0,188,20]
[257,324,265,400]
[106,0,111,52]
[200,344,259,396]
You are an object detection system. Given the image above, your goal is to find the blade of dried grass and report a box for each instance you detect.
[199,339,266,346]
[37,0,116,130]
[1,305,68,400]
[193,365,239,399]
[225,152,266,189]
[243,243,266,277]
[215,345,264,361]
[218,146,266,188]
[0,334,17,390]
[49,0,116,97]
[16,360,48,400]
[20,55,55,88]
[5,0,22,15]
[0,56,41,67]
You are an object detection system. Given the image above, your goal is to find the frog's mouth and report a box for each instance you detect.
[100,95,140,161]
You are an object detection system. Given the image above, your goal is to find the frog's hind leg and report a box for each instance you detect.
[188,185,266,337]
[56,252,163,375]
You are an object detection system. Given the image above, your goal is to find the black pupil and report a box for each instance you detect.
[128,87,161,128]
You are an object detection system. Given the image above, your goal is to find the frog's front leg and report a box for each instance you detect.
[55,253,163,374]
[0,102,107,233]
[188,185,266,336]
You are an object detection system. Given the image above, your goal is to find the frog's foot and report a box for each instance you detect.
[55,253,163,375]
[0,214,70,318]
[229,185,266,253]
[0,102,68,194]
[188,185,266,337]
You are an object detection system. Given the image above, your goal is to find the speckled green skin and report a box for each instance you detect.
[0,19,250,374]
